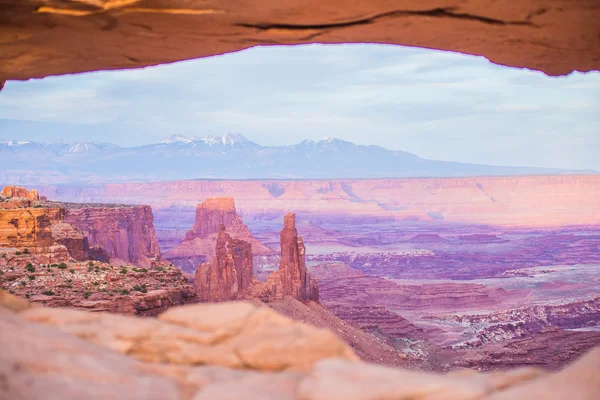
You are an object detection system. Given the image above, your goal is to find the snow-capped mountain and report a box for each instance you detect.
[0,134,583,185]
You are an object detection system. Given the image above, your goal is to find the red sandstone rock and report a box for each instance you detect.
[277,213,318,301]
[165,197,272,273]
[195,225,253,302]
[64,205,161,268]
[1,185,39,201]
[50,222,89,261]
[245,213,319,303]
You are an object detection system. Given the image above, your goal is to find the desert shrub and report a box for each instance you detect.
[42,290,54,296]
[20,281,26,286]
[23,248,30,254]
[26,264,35,273]
[58,263,67,270]
[88,261,94,267]
[25,293,30,299]
[120,289,129,295]
[28,275,35,281]
[84,291,92,299]
[69,269,75,273]
[132,284,147,293]
[119,267,128,274]
[93,281,99,286]
[15,251,22,256]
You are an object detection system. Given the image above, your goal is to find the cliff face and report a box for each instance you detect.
[64,205,160,268]
[165,197,272,273]
[0,208,63,248]
[195,225,249,302]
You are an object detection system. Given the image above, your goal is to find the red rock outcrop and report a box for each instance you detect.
[246,213,319,302]
[1,185,39,201]
[63,205,161,268]
[195,225,253,302]
[165,197,272,273]
[276,213,318,301]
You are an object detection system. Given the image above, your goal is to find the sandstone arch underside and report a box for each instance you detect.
[0,0,599,84]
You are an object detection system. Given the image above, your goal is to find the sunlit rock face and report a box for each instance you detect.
[0,0,598,82]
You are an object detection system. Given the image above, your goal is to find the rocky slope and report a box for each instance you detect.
[165,197,272,273]
[2,292,599,400]
[0,257,197,316]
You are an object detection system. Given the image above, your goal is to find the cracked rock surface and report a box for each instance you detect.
[0,0,598,83]
[1,289,599,400]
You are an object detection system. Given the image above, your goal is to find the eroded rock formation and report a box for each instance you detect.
[242,212,319,303]
[195,225,253,302]
[165,197,272,273]
[63,204,161,268]
[271,213,318,301]
[1,291,599,400]
[1,185,39,201]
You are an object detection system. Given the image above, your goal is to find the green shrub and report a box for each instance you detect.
[69,269,75,273]
[26,264,35,273]
[120,289,130,295]
[25,293,30,299]
[58,263,67,270]
[88,261,94,267]
[15,251,22,256]
[20,281,26,286]
[23,248,30,254]
[84,291,92,299]
[42,290,54,296]
[119,267,128,274]
[28,275,35,281]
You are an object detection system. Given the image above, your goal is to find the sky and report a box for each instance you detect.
[0,43,599,170]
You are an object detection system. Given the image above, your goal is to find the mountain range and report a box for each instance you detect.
[0,134,590,185]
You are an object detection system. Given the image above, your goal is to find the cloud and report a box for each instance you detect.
[0,44,598,170]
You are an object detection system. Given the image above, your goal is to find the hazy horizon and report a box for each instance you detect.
[1,44,599,171]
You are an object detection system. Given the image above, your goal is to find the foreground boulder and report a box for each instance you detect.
[1,290,598,400]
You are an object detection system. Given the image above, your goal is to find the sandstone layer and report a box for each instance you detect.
[2,291,599,400]
[0,0,599,83]
[165,197,272,273]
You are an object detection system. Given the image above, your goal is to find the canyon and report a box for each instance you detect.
[3,181,600,373]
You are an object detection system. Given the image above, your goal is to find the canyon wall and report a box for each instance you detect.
[39,175,600,227]
[63,205,161,268]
